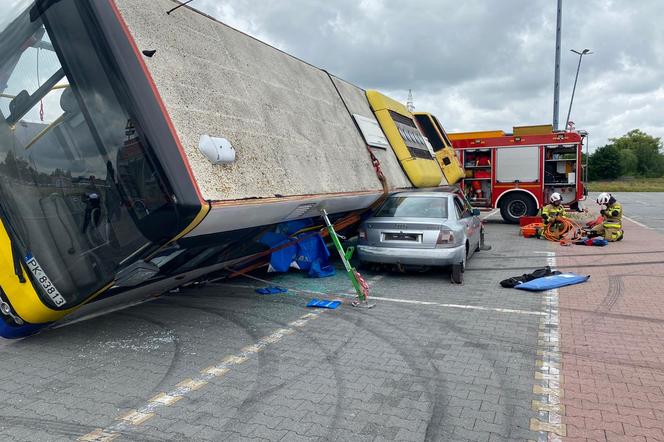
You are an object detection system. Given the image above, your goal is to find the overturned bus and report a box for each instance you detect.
[0,0,449,338]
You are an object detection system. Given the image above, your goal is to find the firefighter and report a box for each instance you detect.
[540,192,566,226]
[593,192,623,241]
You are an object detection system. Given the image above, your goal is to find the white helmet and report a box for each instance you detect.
[550,192,562,203]
[596,192,611,205]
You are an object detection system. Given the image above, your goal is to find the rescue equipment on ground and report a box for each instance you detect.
[255,286,288,295]
[321,209,374,308]
[306,299,342,309]
[574,237,608,247]
[520,223,544,238]
[500,266,560,288]
[514,273,589,291]
[542,217,583,244]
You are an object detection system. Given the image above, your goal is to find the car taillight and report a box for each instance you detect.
[436,230,454,246]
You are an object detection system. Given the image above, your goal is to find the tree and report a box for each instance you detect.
[610,129,664,177]
[618,149,638,177]
[588,144,622,180]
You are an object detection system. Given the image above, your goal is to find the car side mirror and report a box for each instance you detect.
[472,208,481,217]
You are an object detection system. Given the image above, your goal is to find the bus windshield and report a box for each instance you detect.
[0,1,174,309]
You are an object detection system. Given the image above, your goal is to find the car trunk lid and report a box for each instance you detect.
[365,219,445,249]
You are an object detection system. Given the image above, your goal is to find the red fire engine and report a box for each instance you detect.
[448,125,586,223]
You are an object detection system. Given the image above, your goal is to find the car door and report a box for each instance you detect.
[453,196,471,251]
[460,193,482,253]
[454,195,480,256]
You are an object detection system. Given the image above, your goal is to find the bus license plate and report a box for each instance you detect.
[24,254,66,307]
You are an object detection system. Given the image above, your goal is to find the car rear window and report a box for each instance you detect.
[374,197,448,218]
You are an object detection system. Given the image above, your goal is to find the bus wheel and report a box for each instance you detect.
[499,193,536,224]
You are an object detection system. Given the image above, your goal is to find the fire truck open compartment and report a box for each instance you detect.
[543,144,580,205]
[461,149,492,208]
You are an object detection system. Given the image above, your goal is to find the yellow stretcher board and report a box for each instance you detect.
[413,112,465,185]
[366,90,443,188]
[513,124,553,136]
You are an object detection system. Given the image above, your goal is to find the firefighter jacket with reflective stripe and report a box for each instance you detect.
[540,204,566,225]
[601,202,622,229]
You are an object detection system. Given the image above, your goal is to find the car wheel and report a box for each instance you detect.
[451,246,466,284]
[451,262,464,284]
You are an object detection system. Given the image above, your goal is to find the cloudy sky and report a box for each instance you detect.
[192,0,663,150]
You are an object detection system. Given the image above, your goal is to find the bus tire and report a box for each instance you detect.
[499,192,537,224]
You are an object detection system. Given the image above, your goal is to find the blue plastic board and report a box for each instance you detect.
[255,286,288,295]
[306,299,342,309]
[515,273,589,291]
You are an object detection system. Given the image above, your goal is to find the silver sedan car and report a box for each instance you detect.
[356,188,484,283]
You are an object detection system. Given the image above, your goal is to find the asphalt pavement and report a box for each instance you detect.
[0,219,557,442]
[2,197,659,442]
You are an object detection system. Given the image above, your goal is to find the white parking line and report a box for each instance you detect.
[364,295,546,316]
[624,215,650,229]
[220,282,544,316]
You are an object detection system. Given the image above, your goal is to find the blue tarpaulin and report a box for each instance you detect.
[259,228,336,278]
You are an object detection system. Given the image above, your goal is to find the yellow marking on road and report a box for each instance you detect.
[77,429,118,442]
[537,339,559,347]
[201,366,230,377]
[532,400,565,414]
[533,384,562,397]
[535,371,563,382]
[118,410,154,425]
[531,251,566,442]
[241,343,263,354]
[260,333,282,344]
[536,349,559,358]
[176,378,208,391]
[529,418,566,436]
[150,392,183,406]
[536,359,559,369]
[222,354,248,365]
[82,312,324,437]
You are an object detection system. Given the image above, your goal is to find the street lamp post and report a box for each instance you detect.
[552,0,563,131]
[565,48,592,131]
[577,130,589,184]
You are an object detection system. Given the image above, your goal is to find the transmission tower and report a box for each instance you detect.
[406,89,415,113]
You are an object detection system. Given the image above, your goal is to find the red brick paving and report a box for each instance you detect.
[557,219,664,441]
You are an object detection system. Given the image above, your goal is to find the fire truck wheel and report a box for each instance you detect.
[499,192,537,224]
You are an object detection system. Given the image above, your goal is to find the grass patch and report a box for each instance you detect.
[588,177,664,192]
